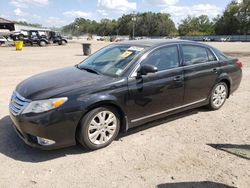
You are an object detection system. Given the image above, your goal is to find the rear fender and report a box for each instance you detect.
[209,73,232,98]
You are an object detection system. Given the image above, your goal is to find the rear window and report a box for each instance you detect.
[212,48,229,61]
[182,45,219,65]
[207,49,217,61]
[182,45,208,65]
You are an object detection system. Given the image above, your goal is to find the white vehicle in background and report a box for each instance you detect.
[12,30,29,40]
[203,37,211,41]
[0,36,14,46]
[220,37,231,42]
[0,29,14,46]
[203,37,215,41]
[0,36,6,45]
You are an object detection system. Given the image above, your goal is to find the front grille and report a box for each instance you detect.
[9,91,31,116]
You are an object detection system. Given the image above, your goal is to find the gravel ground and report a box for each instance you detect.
[0,41,249,188]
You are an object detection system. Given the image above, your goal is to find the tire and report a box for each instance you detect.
[39,40,47,47]
[77,107,120,150]
[61,40,66,45]
[208,82,228,110]
[18,34,24,40]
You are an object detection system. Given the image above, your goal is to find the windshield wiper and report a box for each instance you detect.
[77,65,101,75]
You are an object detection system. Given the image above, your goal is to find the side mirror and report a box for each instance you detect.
[137,64,158,77]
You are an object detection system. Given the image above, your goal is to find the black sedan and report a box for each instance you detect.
[9,39,242,150]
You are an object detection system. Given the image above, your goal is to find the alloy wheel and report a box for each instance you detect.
[87,110,117,145]
[212,84,227,108]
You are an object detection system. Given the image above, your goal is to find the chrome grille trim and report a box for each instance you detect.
[9,91,31,116]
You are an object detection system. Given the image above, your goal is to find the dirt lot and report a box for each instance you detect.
[0,41,249,188]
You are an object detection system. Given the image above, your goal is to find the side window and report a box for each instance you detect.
[207,49,217,61]
[141,45,179,71]
[213,48,229,61]
[182,45,209,65]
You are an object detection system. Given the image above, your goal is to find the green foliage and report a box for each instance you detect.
[62,12,177,37]
[61,0,250,37]
[214,0,250,35]
[14,21,42,28]
[11,0,250,37]
[178,15,214,36]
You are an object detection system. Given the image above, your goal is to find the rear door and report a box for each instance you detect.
[180,44,220,104]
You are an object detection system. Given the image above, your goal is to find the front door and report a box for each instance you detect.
[126,45,184,124]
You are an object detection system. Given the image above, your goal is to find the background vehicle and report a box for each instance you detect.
[9,40,242,150]
[11,30,28,41]
[0,35,14,46]
[11,29,67,46]
[0,36,6,45]
[48,31,68,45]
[11,30,49,46]
[203,37,215,41]
[220,37,231,42]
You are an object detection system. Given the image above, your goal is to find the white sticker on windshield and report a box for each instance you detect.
[116,69,123,75]
[127,46,144,52]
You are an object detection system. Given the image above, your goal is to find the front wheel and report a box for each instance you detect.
[208,82,228,110]
[77,107,120,150]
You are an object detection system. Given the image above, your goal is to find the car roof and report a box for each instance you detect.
[116,39,209,48]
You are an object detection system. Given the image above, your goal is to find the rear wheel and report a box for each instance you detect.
[61,40,66,45]
[39,40,47,47]
[208,82,228,110]
[77,107,120,150]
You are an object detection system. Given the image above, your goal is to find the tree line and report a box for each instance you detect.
[61,0,249,36]
[16,0,249,37]
[62,12,177,37]
[15,21,42,28]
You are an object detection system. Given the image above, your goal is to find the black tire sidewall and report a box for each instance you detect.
[209,82,228,110]
[77,107,120,150]
[18,34,24,40]
[39,41,46,46]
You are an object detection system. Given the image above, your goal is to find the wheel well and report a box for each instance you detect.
[219,79,231,98]
[40,40,48,43]
[75,102,127,138]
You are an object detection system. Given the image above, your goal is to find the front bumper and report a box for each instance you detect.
[9,109,83,150]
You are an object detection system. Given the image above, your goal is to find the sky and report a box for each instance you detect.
[0,0,233,27]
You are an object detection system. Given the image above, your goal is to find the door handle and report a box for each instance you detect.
[213,68,218,73]
[173,76,182,82]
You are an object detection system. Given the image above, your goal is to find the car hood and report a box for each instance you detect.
[16,66,112,100]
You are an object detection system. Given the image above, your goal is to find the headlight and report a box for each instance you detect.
[22,97,68,114]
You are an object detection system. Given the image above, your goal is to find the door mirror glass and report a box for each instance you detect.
[138,64,158,76]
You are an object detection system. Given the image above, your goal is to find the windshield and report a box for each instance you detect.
[78,45,144,76]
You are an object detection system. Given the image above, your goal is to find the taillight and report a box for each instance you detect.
[236,60,243,69]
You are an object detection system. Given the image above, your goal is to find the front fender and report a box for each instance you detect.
[83,94,125,112]
[76,93,129,132]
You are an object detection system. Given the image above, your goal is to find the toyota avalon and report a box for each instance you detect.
[9,39,242,150]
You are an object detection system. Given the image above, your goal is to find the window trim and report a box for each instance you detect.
[129,44,181,78]
[206,48,218,62]
[209,48,220,61]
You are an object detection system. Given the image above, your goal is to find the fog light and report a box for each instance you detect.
[37,137,55,146]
